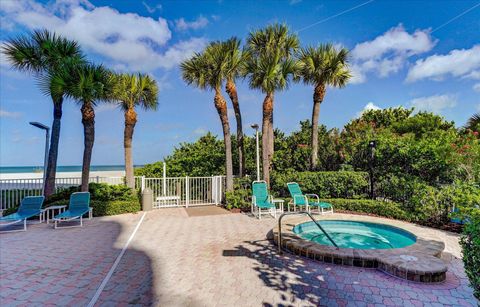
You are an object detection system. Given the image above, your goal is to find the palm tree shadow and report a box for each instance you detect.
[0,216,202,306]
[223,237,337,306]
[91,218,202,306]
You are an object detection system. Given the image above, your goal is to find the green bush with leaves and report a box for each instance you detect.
[47,199,140,217]
[45,183,140,216]
[225,177,252,210]
[318,198,410,221]
[405,181,480,226]
[271,171,369,199]
[45,182,138,203]
[135,133,226,177]
[460,216,480,300]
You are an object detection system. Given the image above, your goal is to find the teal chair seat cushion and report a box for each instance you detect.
[309,202,332,209]
[55,208,90,219]
[256,202,275,209]
[0,210,41,221]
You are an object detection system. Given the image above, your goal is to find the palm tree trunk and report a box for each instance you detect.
[80,102,95,192]
[262,92,274,186]
[214,88,234,191]
[310,83,326,170]
[124,107,137,189]
[44,96,63,197]
[225,79,244,177]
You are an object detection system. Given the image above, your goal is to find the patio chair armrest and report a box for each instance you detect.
[305,194,320,202]
[293,195,308,205]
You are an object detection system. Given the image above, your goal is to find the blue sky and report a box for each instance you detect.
[0,0,479,166]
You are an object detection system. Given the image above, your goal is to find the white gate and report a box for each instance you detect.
[142,176,225,208]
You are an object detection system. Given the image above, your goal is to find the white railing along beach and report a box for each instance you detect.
[0,175,225,210]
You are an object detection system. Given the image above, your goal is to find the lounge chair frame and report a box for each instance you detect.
[54,208,93,229]
[53,192,93,229]
[0,196,44,233]
[287,182,333,215]
[251,180,277,220]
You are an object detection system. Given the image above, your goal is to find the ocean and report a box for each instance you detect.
[0,165,131,174]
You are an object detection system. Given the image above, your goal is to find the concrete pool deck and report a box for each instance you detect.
[0,209,478,306]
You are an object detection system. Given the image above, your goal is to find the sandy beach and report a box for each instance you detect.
[0,170,125,180]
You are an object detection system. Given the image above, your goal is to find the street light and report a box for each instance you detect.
[368,140,377,199]
[29,122,50,195]
[251,124,260,181]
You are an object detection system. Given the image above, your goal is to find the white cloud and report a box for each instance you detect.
[350,24,436,84]
[95,104,117,113]
[0,109,22,118]
[356,102,381,117]
[473,83,480,92]
[409,94,457,113]
[142,1,162,14]
[193,127,208,135]
[406,45,480,82]
[0,0,206,71]
[175,16,209,31]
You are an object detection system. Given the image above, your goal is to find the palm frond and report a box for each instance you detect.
[465,113,480,132]
[297,43,351,88]
[110,72,158,111]
[244,23,298,93]
[1,29,84,75]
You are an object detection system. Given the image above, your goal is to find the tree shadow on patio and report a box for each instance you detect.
[0,215,200,306]
[223,237,350,306]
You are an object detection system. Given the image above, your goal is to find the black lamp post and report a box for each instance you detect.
[29,122,50,195]
[368,140,377,199]
[251,124,260,181]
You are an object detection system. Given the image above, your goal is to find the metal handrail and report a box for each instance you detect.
[277,211,338,254]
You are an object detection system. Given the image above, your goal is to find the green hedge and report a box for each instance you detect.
[44,183,141,217]
[318,198,410,221]
[271,171,369,199]
[47,199,141,217]
[225,177,252,210]
[460,217,480,300]
[46,183,138,204]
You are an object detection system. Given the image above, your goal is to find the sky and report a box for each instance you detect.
[0,0,479,167]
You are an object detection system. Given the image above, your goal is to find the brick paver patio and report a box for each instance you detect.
[1,209,478,306]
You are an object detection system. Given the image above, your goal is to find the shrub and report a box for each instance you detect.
[47,199,141,217]
[271,171,369,199]
[44,183,141,216]
[46,182,138,204]
[318,198,410,221]
[405,181,480,226]
[460,216,480,300]
[225,177,252,210]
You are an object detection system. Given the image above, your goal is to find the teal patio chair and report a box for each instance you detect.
[53,192,92,229]
[287,182,333,214]
[251,181,277,219]
[0,196,44,232]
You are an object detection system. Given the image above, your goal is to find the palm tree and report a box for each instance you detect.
[181,44,234,191]
[465,113,480,133]
[221,37,247,177]
[59,64,111,191]
[297,44,351,170]
[111,73,158,189]
[244,24,299,184]
[2,30,84,196]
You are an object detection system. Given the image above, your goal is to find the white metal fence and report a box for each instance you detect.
[140,176,225,208]
[0,175,225,210]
